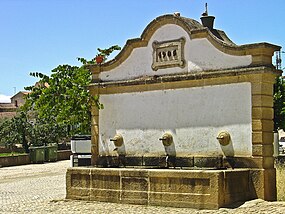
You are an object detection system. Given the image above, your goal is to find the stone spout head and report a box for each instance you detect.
[216,131,231,146]
[159,133,173,147]
[110,134,124,147]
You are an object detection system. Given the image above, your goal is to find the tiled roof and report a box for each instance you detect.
[10,91,30,99]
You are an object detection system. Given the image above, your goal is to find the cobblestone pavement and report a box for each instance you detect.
[1,160,285,213]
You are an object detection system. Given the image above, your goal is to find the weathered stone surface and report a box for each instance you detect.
[90,189,120,202]
[66,167,253,209]
[252,144,273,157]
[250,169,277,201]
[194,157,223,168]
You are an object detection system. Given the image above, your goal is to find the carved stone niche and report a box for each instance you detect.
[152,37,186,71]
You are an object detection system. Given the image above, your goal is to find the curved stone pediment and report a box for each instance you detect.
[89,14,280,83]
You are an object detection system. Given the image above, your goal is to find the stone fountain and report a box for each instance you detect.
[66,13,281,209]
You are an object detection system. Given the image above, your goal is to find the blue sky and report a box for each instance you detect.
[0,0,284,102]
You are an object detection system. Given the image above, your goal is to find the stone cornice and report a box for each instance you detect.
[89,65,281,88]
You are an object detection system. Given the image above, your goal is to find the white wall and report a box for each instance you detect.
[99,24,252,81]
[99,82,252,157]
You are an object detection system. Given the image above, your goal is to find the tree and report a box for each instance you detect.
[0,45,121,149]
[0,112,30,153]
[274,76,285,131]
[20,45,121,146]
[24,64,92,137]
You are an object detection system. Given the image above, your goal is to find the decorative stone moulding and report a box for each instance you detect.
[152,37,186,71]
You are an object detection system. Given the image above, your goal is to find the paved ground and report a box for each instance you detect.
[1,160,285,213]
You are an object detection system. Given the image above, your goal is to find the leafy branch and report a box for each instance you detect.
[77,45,121,65]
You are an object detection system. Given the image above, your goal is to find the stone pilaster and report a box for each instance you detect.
[90,87,99,166]
[250,72,277,201]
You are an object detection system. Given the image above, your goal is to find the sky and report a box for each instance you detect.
[0,0,284,102]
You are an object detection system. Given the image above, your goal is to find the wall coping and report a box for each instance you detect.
[90,65,281,88]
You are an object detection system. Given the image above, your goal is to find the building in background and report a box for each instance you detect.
[0,91,30,120]
[0,103,17,119]
[10,91,30,107]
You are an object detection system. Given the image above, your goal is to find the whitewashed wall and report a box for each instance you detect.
[99,24,252,82]
[99,82,252,157]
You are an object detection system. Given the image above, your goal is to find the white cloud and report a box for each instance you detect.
[0,94,11,103]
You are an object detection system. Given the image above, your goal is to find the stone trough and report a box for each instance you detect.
[67,167,255,209]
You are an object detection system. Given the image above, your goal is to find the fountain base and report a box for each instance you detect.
[66,167,262,209]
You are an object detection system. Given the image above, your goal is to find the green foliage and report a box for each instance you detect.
[29,120,67,146]
[24,65,92,137]
[274,77,285,131]
[77,45,121,65]
[0,45,121,149]
[0,152,27,157]
[97,45,121,58]
[0,113,30,153]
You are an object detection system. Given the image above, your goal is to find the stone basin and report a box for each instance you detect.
[66,167,258,209]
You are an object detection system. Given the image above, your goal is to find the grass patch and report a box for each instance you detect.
[0,152,27,157]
